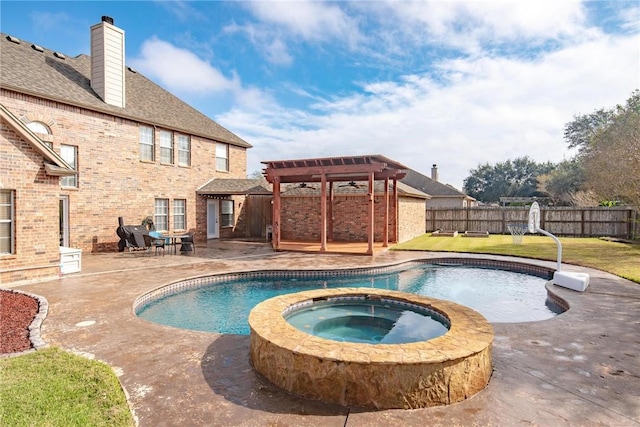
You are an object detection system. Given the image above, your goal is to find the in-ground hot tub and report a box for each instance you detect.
[249,287,494,409]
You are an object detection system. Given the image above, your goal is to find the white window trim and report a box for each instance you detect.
[60,144,78,188]
[0,190,14,255]
[154,198,169,232]
[173,199,186,230]
[216,142,229,172]
[159,130,174,164]
[139,126,154,162]
[177,134,190,167]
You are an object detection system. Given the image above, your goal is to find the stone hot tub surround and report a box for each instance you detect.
[249,288,494,409]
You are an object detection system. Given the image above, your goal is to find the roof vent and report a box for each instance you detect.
[6,35,21,44]
[102,16,114,25]
[31,44,44,52]
[53,52,66,60]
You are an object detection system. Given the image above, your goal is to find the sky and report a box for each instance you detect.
[1,1,638,189]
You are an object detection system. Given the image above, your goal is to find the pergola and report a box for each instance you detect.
[262,155,408,255]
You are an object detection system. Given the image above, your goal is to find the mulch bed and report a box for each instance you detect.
[0,290,38,354]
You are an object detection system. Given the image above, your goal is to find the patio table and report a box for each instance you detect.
[160,233,191,254]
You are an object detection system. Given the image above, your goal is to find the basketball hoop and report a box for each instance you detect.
[507,223,527,245]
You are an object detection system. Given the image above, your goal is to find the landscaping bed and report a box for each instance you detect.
[0,290,37,354]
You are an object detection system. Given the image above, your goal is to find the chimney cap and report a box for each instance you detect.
[101,16,114,25]
[432,164,437,168]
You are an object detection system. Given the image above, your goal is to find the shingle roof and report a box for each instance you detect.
[0,34,251,148]
[401,168,474,199]
[197,178,271,195]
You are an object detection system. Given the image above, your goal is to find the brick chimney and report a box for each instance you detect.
[90,16,125,108]
[431,164,439,182]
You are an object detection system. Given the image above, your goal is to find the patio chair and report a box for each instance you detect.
[148,231,166,256]
[179,233,195,254]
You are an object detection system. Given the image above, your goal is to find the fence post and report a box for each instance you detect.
[466,207,469,232]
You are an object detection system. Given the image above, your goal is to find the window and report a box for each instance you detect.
[173,199,186,230]
[26,121,50,135]
[139,126,154,161]
[221,200,234,227]
[216,142,228,172]
[60,145,77,188]
[177,134,190,166]
[159,130,173,164]
[0,190,14,254]
[154,199,169,231]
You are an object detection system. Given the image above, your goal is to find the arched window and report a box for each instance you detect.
[26,121,50,135]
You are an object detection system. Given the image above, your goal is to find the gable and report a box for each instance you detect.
[0,103,75,176]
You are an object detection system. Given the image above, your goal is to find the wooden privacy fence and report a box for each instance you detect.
[426,207,638,239]
[245,195,273,238]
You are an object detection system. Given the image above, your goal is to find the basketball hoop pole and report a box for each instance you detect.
[528,202,589,292]
[528,201,562,271]
[534,227,562,272]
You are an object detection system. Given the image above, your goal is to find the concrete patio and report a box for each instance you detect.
[7,240,640,426]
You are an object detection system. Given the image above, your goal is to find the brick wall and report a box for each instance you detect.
[398,197,427,242]
[0,121,61,284]
[1,90,247,257]
[280,194,402,242]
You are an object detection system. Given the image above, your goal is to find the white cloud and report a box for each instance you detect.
[130,37,239,93]
[247,0,361,43]
[374,0,587,46]
[225,31,639,187]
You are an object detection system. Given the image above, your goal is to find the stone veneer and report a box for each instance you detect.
[249,287,494,409]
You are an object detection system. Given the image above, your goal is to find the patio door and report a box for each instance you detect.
[207,199,219,239]
[59,196,69,247]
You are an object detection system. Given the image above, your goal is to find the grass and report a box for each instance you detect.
[0,347,134,427]
[393,234,640,283]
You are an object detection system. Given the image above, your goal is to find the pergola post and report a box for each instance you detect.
[273,177,281,250]
[383,177,389,247]
[367,171,374,255]
[320,174,327,252]
[328,181,334,242]
[393,177,398,242]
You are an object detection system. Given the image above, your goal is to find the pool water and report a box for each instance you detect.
[137,265,561,334]
[285,299,450,344]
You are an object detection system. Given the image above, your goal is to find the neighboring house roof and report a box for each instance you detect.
[0,34,251,148]
[281,180,429,199]
[401,168,475,200]
[197,178,271,195]
[0,103,75,176]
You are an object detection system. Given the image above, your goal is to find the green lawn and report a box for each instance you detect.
[393,234,640,283]
[0,347,134,427]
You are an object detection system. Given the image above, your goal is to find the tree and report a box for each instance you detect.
[563,90,640,207]
[537,159,588,206]
[463,157,555,203]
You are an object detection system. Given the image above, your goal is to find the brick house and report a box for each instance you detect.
[402,165,477,208]
[1,17,256,283]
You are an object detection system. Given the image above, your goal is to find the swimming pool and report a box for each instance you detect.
[135,259,564,334]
